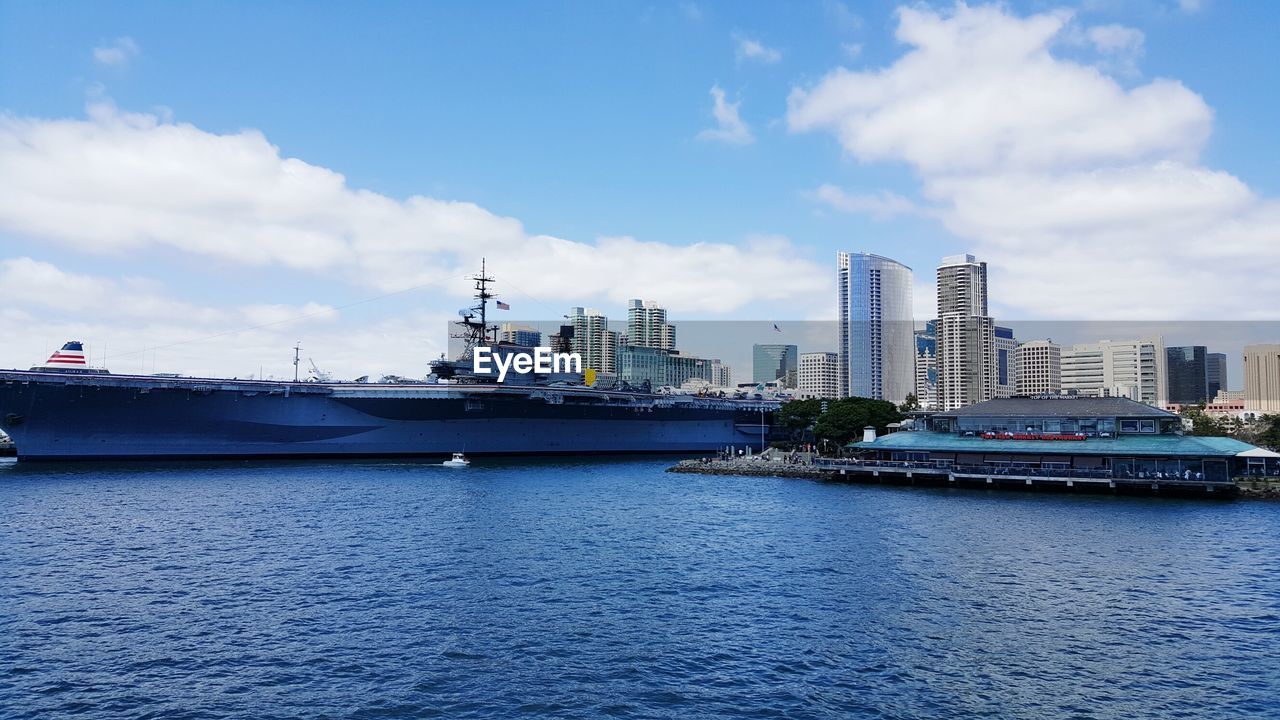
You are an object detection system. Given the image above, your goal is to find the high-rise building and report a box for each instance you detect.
[1206,352,1228,400]
[626,299,675,350]
[837,252,914,403]
[708,360,732,388]
[499,323,542,348]
[1015,340,1061,395]
[568,307,618,375]
[1166,346,1209,405]
[914,321,938,410]
[936,254,995,410]
[753,344,798,387]
[1243,344,1280,413]
[798,351,841,399]
[1061,338,1166,406]
[994,326,1018,399]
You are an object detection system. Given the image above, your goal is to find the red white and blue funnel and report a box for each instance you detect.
[30,341,107,373]
[44,341,87,367]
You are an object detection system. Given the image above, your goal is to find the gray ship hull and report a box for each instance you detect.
[0,371,777,461]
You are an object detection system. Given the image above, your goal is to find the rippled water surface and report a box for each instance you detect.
[2,456,1279,719]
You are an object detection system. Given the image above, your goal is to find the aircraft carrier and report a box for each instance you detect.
[0,271,779,461]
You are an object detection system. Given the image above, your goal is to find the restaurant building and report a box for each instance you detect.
[851,397,1278,483]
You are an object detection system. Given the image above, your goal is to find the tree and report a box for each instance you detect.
[812,397,904,447]
[1255,415,1280,450]
[899,393,920,412]
[1179,405,1228,437]
[777,398,823,436]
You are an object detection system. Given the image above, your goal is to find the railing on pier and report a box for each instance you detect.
[809,458,1236,484]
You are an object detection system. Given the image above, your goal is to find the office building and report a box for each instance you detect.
[1015,340,1061,395]
[1244,344,1280,413]
[914,321,938,410]
[616,346,712,389]
[568,307,618,375]
[1166,346,1209,405]
[709,360,732,388]
[798,351,841,399]
[499,323,542,348]
[936,254,995,410]
[753,344,798,388]
[1061,337,1166,406]
[994,326,1018,399]
[837,252,914,404]
[626,299,675,350]
[1206,352,1228,400]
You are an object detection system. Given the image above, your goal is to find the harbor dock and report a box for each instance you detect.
[669,456,1243,498]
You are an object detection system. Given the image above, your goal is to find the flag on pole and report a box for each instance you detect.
[496,300,510,310]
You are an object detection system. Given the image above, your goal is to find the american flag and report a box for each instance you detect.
[46,341,87,365]
[496,300,510,310]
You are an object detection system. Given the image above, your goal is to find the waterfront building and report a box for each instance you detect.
[616,346,712,389]
[1061,338,1166,406]
[568,307,618,375]
[1206,352,1228,401]
[1166,346,1209,405]
[753,344,798,388]
[626,299,675,350]
[936,254,995,410]
[914,321,938,410]
[1243,344,1280,413]
[850,396,1278,482]
[499,323,542,348]
[798,352,841,400]
[837,252,914,404]
[1015,340,1062,396]
[994,326,1018,399]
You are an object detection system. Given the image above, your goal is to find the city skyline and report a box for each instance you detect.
[2,2,1279,380]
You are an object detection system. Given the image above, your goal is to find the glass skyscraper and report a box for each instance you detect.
[1166,346,1209,405]
[837,252,914,404]
[752,344,798,388]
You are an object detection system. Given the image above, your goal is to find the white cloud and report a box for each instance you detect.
[1087,24,1144,55]
[0,256,376,378]
[788,5,1209,175]
[734,35,782,64]
[823,1,863,33]
[696,85,755,145]
[1086,23,1144,76]
[92,37,139,67]
[787,2,1280,320]
[1178,0,1203,13]
[812,184,922,219]
[0,99,825,317]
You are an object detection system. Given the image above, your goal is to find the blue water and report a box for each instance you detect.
[1,457,1278,719]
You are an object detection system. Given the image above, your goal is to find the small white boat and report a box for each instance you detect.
[442,452,470,467]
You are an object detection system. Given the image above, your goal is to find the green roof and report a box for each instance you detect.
[934,396,1175,419]
[850,431,1260,458]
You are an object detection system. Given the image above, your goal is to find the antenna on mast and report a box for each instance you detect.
[293,341,301,382]
[451,258,500,358]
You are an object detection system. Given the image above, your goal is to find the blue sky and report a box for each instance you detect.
[1,1,1278,379]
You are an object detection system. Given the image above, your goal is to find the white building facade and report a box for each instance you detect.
[936,254,994,410]
[1061,337,1167,407]
[798,351,841,399]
